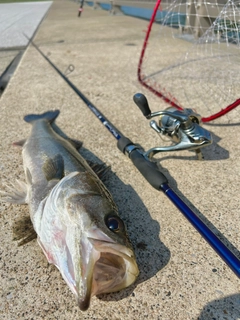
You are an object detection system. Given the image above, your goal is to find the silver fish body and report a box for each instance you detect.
[4,110,139,310]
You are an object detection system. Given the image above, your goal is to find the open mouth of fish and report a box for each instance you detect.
[76,236,138,311]
[38,230,138,311]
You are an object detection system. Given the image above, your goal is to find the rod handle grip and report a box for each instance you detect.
[129,149,168,189]
[117,137,168,189]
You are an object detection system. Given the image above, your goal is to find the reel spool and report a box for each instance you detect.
[133,93,212,160]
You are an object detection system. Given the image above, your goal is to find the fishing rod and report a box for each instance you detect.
[27,38,240,278]
[78,0,84,17]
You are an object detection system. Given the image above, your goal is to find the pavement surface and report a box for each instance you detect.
[0,1,240,319]
[0,1,52,77]
[0,1,52,49]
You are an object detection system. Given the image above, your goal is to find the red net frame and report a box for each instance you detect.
[138,0,240,122]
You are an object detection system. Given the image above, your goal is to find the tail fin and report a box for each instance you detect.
[24,110,60,124]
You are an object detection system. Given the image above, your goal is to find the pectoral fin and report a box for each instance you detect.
[43,154,64,181]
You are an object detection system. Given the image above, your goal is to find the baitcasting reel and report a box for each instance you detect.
[133,93,212,160]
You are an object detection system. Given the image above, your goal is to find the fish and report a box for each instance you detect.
[2,110,139,311]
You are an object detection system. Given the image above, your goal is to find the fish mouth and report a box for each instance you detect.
[77,237,139,311]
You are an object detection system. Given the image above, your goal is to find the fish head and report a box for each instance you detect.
[38,171,139,311]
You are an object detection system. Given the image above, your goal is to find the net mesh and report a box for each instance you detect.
[138,0,240,122]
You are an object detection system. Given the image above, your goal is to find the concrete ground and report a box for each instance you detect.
[0,1,52,49]
[0,1,240,319]
[0,50,19,76]
[0,1,52,90]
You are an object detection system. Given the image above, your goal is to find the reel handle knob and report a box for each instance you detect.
[133,93,151,118]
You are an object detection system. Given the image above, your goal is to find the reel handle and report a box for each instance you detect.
[132,93,212,160]
[133,93,151,118]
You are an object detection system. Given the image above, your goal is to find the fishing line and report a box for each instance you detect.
[24,34,122,140]
[27,37,240,278]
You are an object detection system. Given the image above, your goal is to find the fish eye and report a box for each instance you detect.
[105,214,125,233]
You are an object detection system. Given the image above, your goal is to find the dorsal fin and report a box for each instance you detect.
[87,161,111,181]
[51,123,83,149]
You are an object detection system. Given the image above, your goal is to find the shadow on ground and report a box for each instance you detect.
[153,131,229,162]
[198,293,240,320]
[155,156,240,262]
[79,146,171,302]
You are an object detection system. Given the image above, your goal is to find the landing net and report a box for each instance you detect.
[138,0,240,122]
